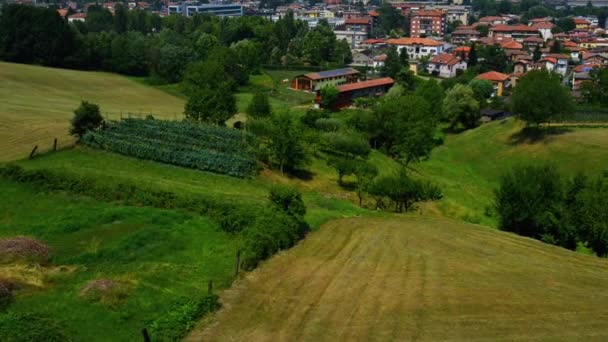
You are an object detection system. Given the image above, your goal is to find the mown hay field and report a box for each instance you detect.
[0,62,185,161]
[190,216,608,341]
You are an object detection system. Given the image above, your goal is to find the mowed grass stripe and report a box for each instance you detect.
[0,62,185,161]
[190,216,608,341]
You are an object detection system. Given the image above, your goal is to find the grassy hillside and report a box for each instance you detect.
[190,216,608,341]
[415,119,608,226]
[0,180,237,341]
[0,62,185,161]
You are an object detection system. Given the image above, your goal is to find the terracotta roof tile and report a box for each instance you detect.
[337,77,394,92]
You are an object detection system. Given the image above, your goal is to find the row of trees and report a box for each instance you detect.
[0,5,351,81]
[496,165,608,256]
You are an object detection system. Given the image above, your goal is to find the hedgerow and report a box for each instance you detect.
[149,294,220,341]
[81,119,257,178]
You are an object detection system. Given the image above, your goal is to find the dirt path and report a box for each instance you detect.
[188,216,608,341]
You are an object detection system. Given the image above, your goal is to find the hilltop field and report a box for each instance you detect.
[1,63,608,341]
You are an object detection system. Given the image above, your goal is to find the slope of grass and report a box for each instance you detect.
[189,216,608,341]
[0,180,237,341]
[415,119,608,226]
[0,62,185,161]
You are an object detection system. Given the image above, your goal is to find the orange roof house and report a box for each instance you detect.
[476,71,510,96]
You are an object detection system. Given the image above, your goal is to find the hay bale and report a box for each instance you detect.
[0,237,50,264]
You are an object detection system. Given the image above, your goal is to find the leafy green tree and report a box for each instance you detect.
[414,79,444,117]
[495,165,576,250]
[267,111,307,174]
[322,131,370,158]
[333,38,353,65]
[381,45,402,78]
[302,20,336,66]
[181,60,232,96]
[113,4,128,33]
[468,44,478,66]
[442,84,480,129]
[372,95,436,164]
[556,17,576,32]
[479,44,508,73]
[319,85,339,110]
[469,79,494,104]
[576,178,608,256]
[269,184,306,217]
[378,3,405,35]
[184,84,236,125]
[550,40,563,53]
[247,93,272,119]
[70,101,104,138]
[533,45,542,62]
[512,70,574,126]
[354,161,378,207]
[152,43,192,83]
[328,157,359,185]
[581,68,608,105]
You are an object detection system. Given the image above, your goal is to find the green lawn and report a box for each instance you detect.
[0,180,237,341]
[415,118,608,226]
[0,62,185,162]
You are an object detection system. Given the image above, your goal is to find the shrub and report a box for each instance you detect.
[0,311,73,342]
[314,118,343,132]
[0,279,15,310]
[269,185,306,218]
[300,109,329,128]
[149,294,220,341]
[79,279,131,307]
[70,101,104,138]
[321,131,370,158]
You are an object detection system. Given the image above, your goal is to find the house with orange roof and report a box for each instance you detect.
[540,53,569,76]
[476,71,510,96]
[453,46,471,59]
[386,37,444,60]
[291,68,360,92]
[478,16,507,25]
[68,12,86,23]
[522,36,544,48]
[427,54,467,78]
[57,8,69,18]
[532,22,554,41]
[574,18,591,30]
[489,25,541,42]
[451,28,481,44]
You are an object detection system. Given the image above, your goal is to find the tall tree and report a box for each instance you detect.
[113,4,128,33]
[442,84,480,129]
[184,84,236,125]
[378,3,405,35]
[381,45,401,78]
[512,70,574,126]
[267,111,308,174]
[247,92,272,119]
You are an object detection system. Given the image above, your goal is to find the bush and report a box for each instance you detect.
[269,185,306,218]
[0,311,73,342]
[321,131,370,158]
[149,294,220,341]
[314,118,343,132]
[0,237,50,265]
[300,109,329,128]
[70,101,104,138]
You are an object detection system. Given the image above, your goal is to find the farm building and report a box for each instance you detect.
[291,68,360,92]
[317,77,394,110]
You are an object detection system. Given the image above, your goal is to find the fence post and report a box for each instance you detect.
[142,328,151,342]
[208,280,213,294]
[53,138,57,151]
[235,250,241,277]
[29,145,38,159]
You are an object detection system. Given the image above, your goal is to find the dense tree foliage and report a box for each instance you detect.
[496,165,608,255]
[442,84,480,130]
[247,93,272,119]
[469,79,494,104]
[512,70,573,125]
[0,5,350,82]
[319,85,340,110]
[266,111,308,174]
[70,101,104,138]
[581,68,608,106]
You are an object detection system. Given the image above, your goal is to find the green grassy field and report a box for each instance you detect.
[0,180,237,341]
[189,216,608,341]
[414,119,608,226]
[0,62,185,161]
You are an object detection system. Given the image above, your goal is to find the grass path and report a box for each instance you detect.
[189,216,608,341]
[0,62,185,161]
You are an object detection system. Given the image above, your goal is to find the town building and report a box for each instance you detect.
[317,77,394,109]
[410,10,447,38]
[451,28,480,44]
[427,53,467,78]
[168,3,244,17]
[291,68,360,92]
[541,53,570,76]
[386,37,445,60]
[489,25,542,42]
[476,71,510,97]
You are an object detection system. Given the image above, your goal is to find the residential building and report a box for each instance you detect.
[168,3,244,17]
[478,16,507,26]
[291,68,360,92]
[523,36,544,49]
[426,53,467,78]
[334,30,368,49]
[532,22,554,41]
[386,37,445,60]
[68,13,86,23]
[451,28,480,44]
[476,71,510,96]
[372,54,387,70]
[541,53,569,76]
[317,77,394,109]
[574,18,591,30]
[410,10,447,38]
[489,25,542,42]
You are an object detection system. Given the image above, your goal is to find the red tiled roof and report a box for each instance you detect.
[500,40,523,50]
[491,24,539,32]
[368,10,379,17]
[386,37,443,46]
[362,38,385,44]
[543,57,557,64]
[337,77,394,93]
[574,18,590,25]
[523,36,544,43]
[373,54,387,61]
[544,53,569,60]
[304,68,360,81]
[412,10,445,17]
[479,16,505,23]
[430,53,463,66]
[454,46,471,52]
[69,13,87,19]
[345,17,371,25]
[476,71,510,82]
[452,29,481,35]
[532,22,554,29]
[57,9,68,17]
